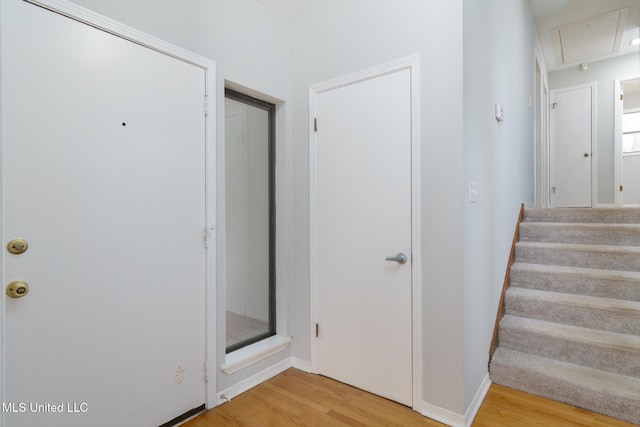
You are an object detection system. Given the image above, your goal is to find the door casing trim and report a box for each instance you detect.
[549,81,597,208]
[308,54,422,411]
[614,74,640,207]
[0,0,217,411]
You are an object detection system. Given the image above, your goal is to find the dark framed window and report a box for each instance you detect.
[224,88,276,353]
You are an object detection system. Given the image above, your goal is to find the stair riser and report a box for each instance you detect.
[490,358,640,425]
[499,324,640,378]
[505,293,640,335]
[495,208,640,424]
[509,268,640,302]
[520,224,640,246]
[515,245,640,272]
[524,208,640,224]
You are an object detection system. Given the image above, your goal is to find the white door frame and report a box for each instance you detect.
[614,74,640,207]
[308,55,422,411]
[533,57,550,208]
[533,33,550,208]
[549,82,597,208]
[0,0,217,410]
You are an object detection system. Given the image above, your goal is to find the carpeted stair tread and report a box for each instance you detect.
[490,348,640,425]
[499,315,640,377]
[492,207,640,424]
[520,222,640,246]
[515,241,640,271]
[524,208,640,224]
[505,287,640,334]
[509,263,640,301]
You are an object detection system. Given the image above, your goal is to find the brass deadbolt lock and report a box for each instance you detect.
[7,238,29,255]
[6,281,29,298]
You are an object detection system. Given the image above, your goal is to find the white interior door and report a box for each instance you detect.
[550,84,594,207]
[2,1,208,425]
[313,68,413,406]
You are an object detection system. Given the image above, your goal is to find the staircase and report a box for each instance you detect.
[490,208,640,425]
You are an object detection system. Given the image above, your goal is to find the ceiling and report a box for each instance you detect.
[255,0,639,72]
[256,0,304,19]
[530,0,640,71]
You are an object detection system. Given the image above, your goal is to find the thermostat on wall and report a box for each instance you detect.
[495,103,504,122]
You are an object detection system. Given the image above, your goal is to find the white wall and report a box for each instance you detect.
[67,0,294,393]
[548,53,640,204]
[623,155,640,206]
[289,0,466,415]
[463,0,535,411]
[28,0,539,420]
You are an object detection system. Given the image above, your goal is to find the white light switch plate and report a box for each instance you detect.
[469,182,479,203]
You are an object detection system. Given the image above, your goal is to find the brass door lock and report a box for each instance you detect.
[6,281,29,298]
[7,238,29,255]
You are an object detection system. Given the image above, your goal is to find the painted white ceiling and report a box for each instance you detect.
[256,0,304,18]
[531,0,640,71]
[256,0,638,70]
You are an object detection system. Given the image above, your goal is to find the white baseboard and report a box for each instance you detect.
[422,401,465,427]
[596,203,616,208]
[421,373,490,427]
[464,374,491,427]
[215,357,490,427]
[216,357,293,405]
[292,357,311,372]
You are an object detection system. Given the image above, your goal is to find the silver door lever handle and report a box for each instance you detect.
[385,253,407,264]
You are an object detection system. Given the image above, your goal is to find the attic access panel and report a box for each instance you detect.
[553,8,629,65]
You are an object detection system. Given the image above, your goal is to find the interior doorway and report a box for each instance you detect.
[534,58,549,208]
[549,83,596,208]
[616,77,640,207]
[309,56,422,409]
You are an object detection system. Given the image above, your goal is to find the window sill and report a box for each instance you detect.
[221,335,291,375]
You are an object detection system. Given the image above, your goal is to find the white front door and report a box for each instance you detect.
[550,84,594,208]
[2,1,208,426]
[311,67,413,406]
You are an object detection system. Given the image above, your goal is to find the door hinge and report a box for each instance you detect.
[620,94,624,101]
[314,118,318,132]
[204,362,209,382]
[315,323,319,337]
[205,95,210,116]
[204,226,215,249]
[552,102,558,109]
[552,186,556,194]
[620,185,624,192]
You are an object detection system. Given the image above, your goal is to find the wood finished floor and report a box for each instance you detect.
[184,368,639,426]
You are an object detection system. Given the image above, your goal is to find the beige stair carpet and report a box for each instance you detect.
[490,208,640,425]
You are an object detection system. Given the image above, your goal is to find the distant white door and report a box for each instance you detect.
[311,68,413,406]
[2,1,208,426]
[550,84,594,207]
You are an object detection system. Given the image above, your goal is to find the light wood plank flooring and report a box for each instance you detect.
[184,368,638,426]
